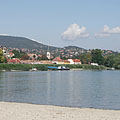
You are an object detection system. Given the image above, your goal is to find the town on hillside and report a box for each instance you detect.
[0,45,120,69]
[0,46,82,65]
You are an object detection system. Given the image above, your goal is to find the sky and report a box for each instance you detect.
[0,0,120,51]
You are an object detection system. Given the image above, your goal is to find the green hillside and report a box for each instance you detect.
[0,36,57,50]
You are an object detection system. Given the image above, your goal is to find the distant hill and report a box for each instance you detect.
[0,36,58,50]
[0,36,87,51]
[64,46,87,51]
[0,35,117,57]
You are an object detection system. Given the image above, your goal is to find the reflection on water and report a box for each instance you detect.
[0,70,120,110]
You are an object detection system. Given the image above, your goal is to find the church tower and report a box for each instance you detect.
[47,46,51,60]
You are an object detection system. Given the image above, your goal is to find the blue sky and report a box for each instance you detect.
[0,0,120,51]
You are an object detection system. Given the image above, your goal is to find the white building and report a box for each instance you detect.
[68,59,74,64]
[47,51,51,60]
[91,63,99,66]
[68,59,81,65]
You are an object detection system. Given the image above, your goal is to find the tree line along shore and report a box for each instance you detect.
[0,64,107,71]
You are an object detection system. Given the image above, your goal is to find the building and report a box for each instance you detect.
[20,60,42,64]
[7,58,21,64]
[41,60,53,64]
[52,57,64,64]
[8,52,14,58]
[47,51,51,60]
[68,59,74,64]
[27,54,37,60]
[73,59,81,64]
[52,57,71,64]
[63,60,70,64]
[91,63,99,66]
[68,59,81,64]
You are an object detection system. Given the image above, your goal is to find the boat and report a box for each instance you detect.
[47,66,58,70]
[106,67,115,70]
[30,68,37,71]
[47,66,70,70]
[57,66,70,70]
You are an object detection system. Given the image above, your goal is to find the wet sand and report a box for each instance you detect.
[0,102,120,120]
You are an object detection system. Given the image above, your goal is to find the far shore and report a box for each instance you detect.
[0,63,111,72]
[0,102,120,120]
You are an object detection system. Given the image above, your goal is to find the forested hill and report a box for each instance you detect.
[0,36,58,50]
[0,35,87,52]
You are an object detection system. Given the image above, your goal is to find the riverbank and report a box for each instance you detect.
[0,64,106,71]
[0,102,120,120]
[0,64,48,71]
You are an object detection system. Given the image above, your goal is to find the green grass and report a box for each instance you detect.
[0,63,106,71]
[0,64,48,71]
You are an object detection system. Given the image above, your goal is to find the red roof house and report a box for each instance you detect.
[7,58,21,64]
[72,59,81,64]
[52,57,64,64]
[53,57,62,61]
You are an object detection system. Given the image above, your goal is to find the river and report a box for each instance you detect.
[0,70,120,110]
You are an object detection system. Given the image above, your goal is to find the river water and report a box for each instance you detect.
[0,70,120,110]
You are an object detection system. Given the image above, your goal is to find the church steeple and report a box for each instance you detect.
[47,46,50,60]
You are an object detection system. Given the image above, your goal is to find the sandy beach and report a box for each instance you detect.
[0,102,120,120]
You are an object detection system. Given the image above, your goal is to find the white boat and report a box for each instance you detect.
[57,66,70,70]
[48,66,70,70]
[30,68,37,71]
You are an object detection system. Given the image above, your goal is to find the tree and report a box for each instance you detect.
[12,50,29,60]
[12,50,20,58]
[80,53,92,64]
[37,55,48,60]
[0,49,5,63]
[21,54,29,60]
[91,49,104,65]
[113,54,120,69]
[86,52,92,64]
[33,55,36,59]
[104,54,115,67]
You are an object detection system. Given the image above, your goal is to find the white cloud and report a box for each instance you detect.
[103,25,120,34]
[61,24,89,40]
[95,25,120,38]
[94,33,110,38]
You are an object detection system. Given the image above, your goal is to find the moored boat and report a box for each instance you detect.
[57,66,70,70]
[47,66,70,70]
[30,68,37,71]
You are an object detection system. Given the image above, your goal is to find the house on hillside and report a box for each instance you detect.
[63,60,70,64]
[20,60,42,64]
[3,52,14,59]
[40,60,53,64]
[73,59,81,64]
[52,57,64,64]
[7,58,21,64]
[52,57,70,64]
[68,59,81,64]
[8,52,14,58]
[27,54,37,60]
